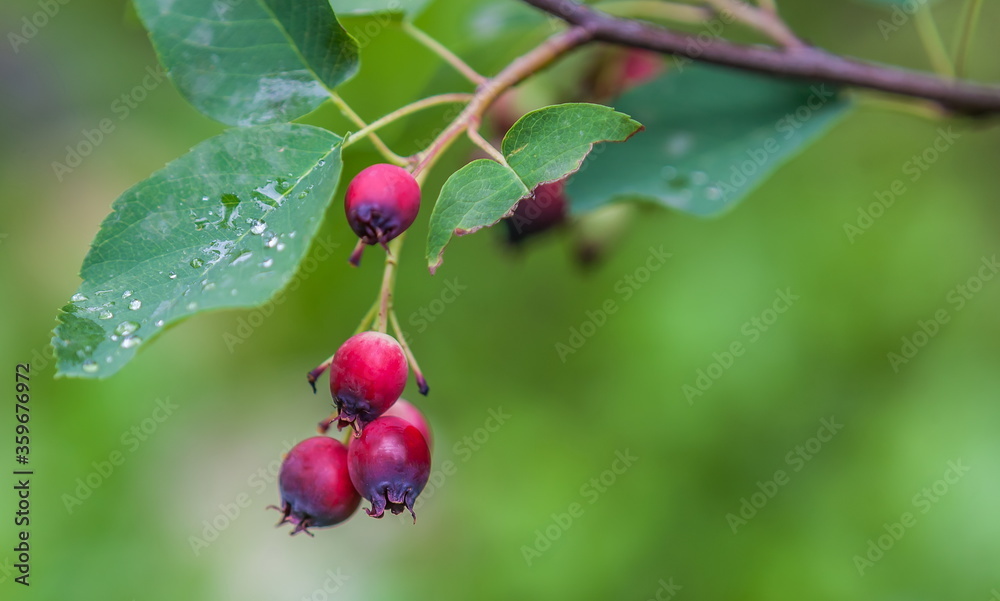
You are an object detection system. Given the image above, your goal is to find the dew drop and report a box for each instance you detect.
[121,336,143,349]
[114,321,139,336]
[249,220,267,235]
[288,231,297,239]
[128,299,142,310]
[155,320,165,327]
[168,272,178,279]
[261,258,274,268]
[187,302,198,311]
[230,250,252,265]
[201,195,210,201]
[318,160,326,167]
[203,282,217,291]
[276,243,286,252]
[265,236,278,249]
[190,258,204,268]
[82,360,99,373]
[71,293,88,302]
[122,290,133,299]
[99,310,114,320]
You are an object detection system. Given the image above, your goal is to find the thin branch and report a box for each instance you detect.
[701,0,803,49]
[411,27,593,178]
[329,93,408,165]
[344,93,474,151]
[522,0,1000,116]
[914,7,954,79]
[467,126,508,166]
[953,0,984,79]
[402,22,487,86]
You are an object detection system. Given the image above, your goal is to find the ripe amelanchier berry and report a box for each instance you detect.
[270,436,360,536]
[348,416,431,521]
[382,398,433,451]
[345,164,421,266]
[330,331,408,432]
[505,179,568,244]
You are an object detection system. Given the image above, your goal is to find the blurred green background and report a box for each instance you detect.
[2,0,999,599]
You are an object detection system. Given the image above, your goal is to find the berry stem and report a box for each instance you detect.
[402,22,487,85]
[700,0,803,49]
[306,299,381,393]
[376,234,405,334]
[344,93,475,152]
[329,92,408,166]
[390,309,429,395]
[953,0,984,78]
[410,26,593,179]
[913,7,954,79]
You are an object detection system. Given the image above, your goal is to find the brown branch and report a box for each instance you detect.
[524,0,1000,117]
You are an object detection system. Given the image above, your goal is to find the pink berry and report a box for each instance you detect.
[330,331,408,432]
[345,164,420,266]
[348,416,431,521]
[382,398,433,451]
[271,436,360,535]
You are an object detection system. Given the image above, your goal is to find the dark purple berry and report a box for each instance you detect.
[382,398,433,451]
[330,331,408,432]
[505,179,568,244]
[271,437,360,535]
[348,416,431,521]
[345,164,421,266]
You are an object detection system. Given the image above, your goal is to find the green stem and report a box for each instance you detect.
[700,0,803,48]
[914,7,954,79]
[344,93,474,151]
[329,92,408,166]
[467,126,508,166]
[389,309,429,395]
[595,0,713,24]
[953,0,984,78]
[402,22,486,85]
[376,234,405,334]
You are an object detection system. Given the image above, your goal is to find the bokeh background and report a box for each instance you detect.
[1,0,999,599]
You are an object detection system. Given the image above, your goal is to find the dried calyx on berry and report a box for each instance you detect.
[270,436,360,536]
[348,416,431,521]
[329,331,408,432]
[345,164,421,266]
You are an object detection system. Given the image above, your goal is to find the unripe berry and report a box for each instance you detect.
[330,331,408,432]
[271,436,360,535]
[505,179,568,244]
[348,416,431,521]
[382,398,433,451]
[345,164,420,266]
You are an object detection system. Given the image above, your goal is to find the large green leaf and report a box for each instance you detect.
[427,103,641,272]
[133,0,359,126]
[567,65,852,217]
[332,0,431,18]
[52,124,344,378]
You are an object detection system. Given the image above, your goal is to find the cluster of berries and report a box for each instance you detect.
[271,164,433,536]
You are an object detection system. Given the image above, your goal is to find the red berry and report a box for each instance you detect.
[382,398,433,451]
[345,164,420,266]
[330,331,408,432]
[271,437,360,535]
[348,416,431,521]
[505,179,568,244]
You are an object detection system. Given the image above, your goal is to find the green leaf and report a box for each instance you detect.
[332,0,431,18]
[426,160,529,273]
[52,124,344,378]
[501,103,643,190]
[426,103,641,272]
[133,0,359,126]
[566,65,852,217]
